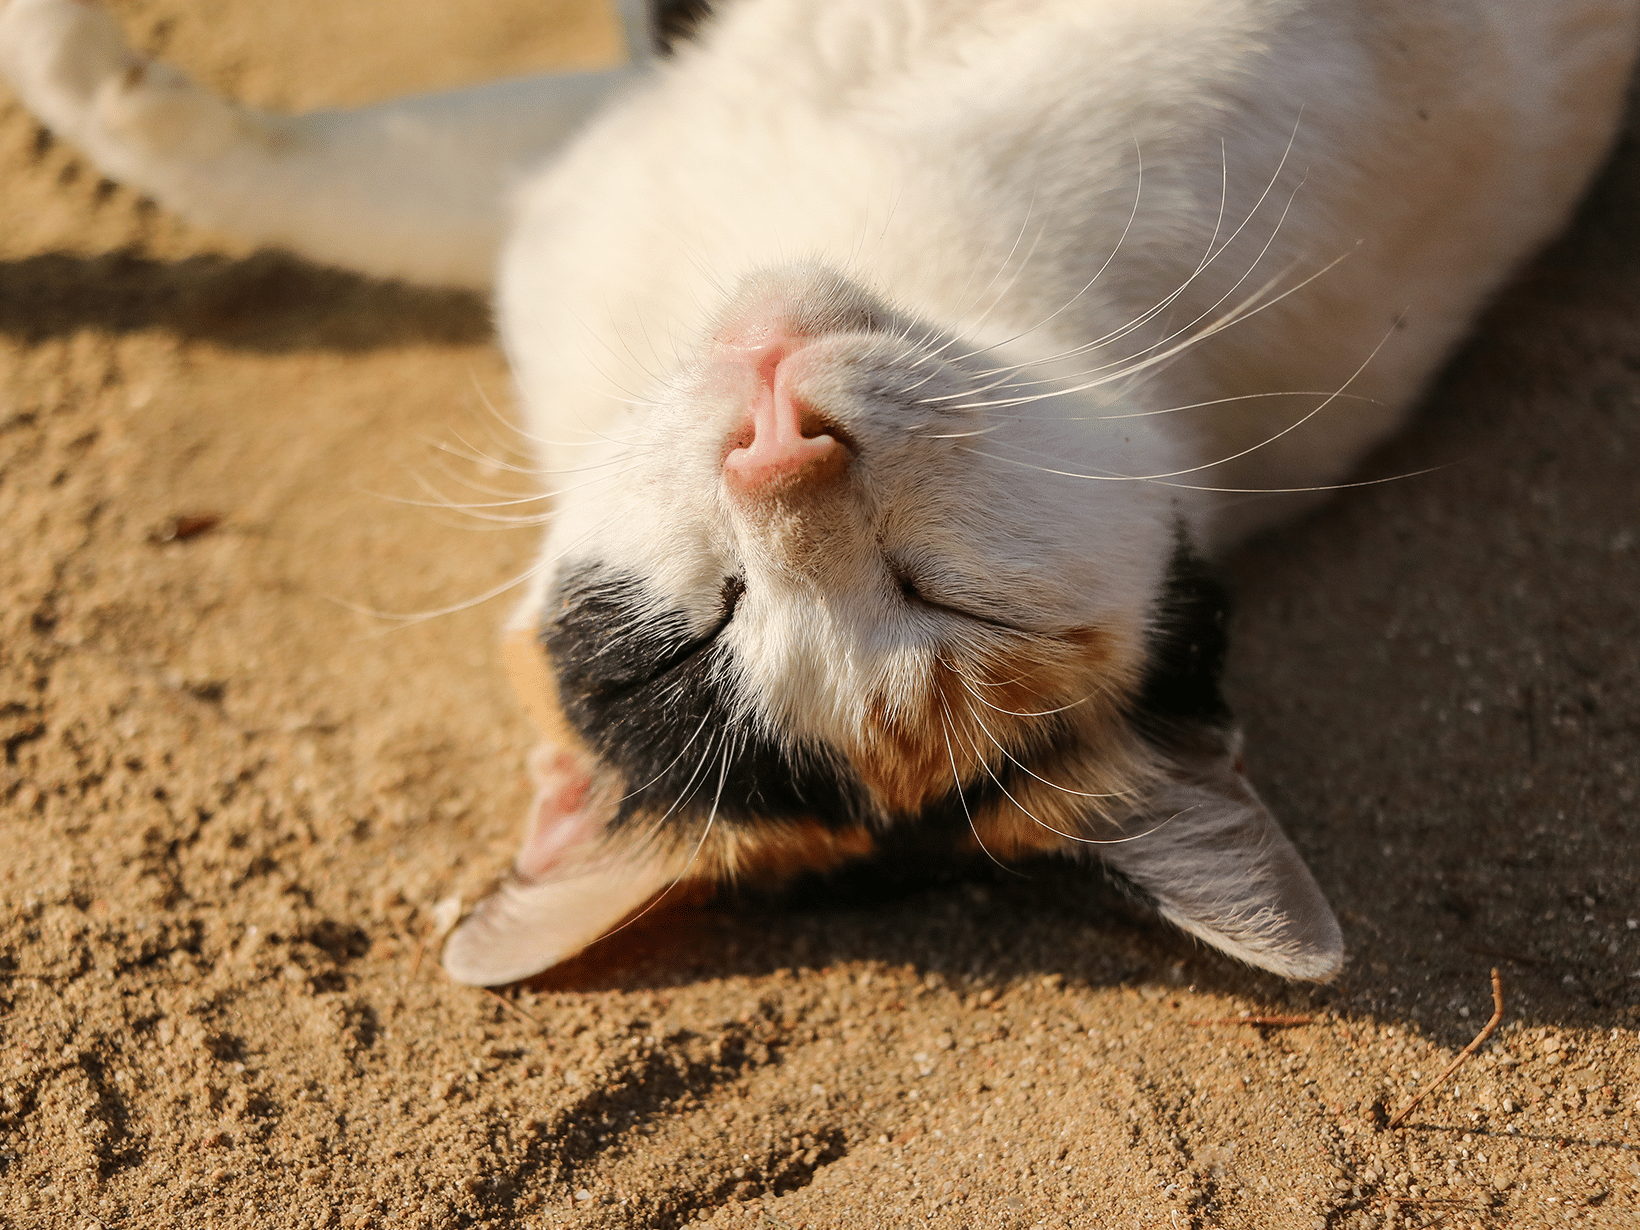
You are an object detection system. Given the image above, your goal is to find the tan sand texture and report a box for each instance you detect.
[2,3,1638,1227]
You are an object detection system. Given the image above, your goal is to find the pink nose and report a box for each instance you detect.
[724,341,851,492]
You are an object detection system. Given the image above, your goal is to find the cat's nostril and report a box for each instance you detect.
[724,357,853,494]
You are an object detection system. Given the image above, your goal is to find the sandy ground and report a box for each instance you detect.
[2,3,1638,1228]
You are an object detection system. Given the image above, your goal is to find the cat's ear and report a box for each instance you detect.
[1096,729,1343,981]
[1096,532,1341,980]
[441,744,687,986]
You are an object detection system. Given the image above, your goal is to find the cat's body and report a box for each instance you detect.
[4,0,1634,986]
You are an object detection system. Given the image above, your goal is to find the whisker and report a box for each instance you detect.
[956,694,1131,801]
[620,709,718,802]
[949,669,1090,720]
[377,460,639,523]
[955,704,1193,847]
[949,712,1103,843]
[973,389,1382,424]
[1140,464,1448,495]
[922,113,1311,411]
[940,244,1359,416]
[935,685,1022,876]
[671,727,736,881]
[944,134,1147,365]
[330,506,626,628]
[428,432,647,476]
[582,727,736,948]
[631,724,726,854]
[953,186,1045,335]
[328,557,549,628]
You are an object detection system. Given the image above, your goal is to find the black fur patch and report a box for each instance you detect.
[545,567,874,832]
[1132,530,1234,744]
[654,0,717,52]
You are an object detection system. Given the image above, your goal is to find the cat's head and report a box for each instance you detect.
[443,263,1342,986]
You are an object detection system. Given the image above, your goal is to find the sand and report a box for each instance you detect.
[1,3,1637,1228]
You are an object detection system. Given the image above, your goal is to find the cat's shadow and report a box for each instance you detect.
[0,247,490,352]
[517,860,1318,1024]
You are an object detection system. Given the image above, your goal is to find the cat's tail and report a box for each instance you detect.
[0,0,643,288]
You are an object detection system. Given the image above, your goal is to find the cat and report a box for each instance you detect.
[3,0,1634,987]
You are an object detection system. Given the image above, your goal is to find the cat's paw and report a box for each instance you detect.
[0,0,142,142]
[1,0,260,181]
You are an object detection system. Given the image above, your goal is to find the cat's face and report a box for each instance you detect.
[443,263,1344,987]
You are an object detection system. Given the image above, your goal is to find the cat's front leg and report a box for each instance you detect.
[0,0,644,287]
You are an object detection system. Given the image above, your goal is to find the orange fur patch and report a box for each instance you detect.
[502,625,588,754]
[703,819,877,884]
[844,623,1143,819]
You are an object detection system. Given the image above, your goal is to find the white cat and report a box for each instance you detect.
[4,0,1634,987]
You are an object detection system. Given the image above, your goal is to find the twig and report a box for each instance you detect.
[1187,1014,1313,1027]
[484,987,547,1032]
[406,925,430,987]
[1387,968,1503,1130]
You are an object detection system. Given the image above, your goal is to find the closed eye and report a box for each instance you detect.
[567,574,744,699]
[893,568,1022,633]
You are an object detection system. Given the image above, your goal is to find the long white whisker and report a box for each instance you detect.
[354,465,635,532]
[331,506,625,627]
[1139,464,1448,495]
[949,670,1089,719]
[582,728,736,947]
[329,558,547,628]
[950,710,1107,844]
[956,693,1131,802]
[925,113,1308,407]
[955,704,1194,846]
[944,134,1146,364]
[620,709,718,802]
[939,243,1358,415]
[428,433,647,476]
[935,686,1019,875]
[974,389,1382,424]
[975,309,1397,483]
[954,187,1044,333]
